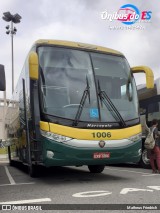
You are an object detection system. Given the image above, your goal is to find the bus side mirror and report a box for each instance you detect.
[29,52,39,80]
[0,64,6,91]
[131,66,154,89]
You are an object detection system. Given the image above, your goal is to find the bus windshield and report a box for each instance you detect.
[38,46,138,123]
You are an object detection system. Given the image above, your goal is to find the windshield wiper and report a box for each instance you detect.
[97,80,126,127]
[72,76,90,126]
[126,73,133,102]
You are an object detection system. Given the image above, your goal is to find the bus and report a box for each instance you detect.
[1,40,154,177]
[138,78,160,168]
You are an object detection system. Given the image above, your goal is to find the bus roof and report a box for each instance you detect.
[34,39,124,56]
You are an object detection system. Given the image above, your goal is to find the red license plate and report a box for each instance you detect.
[93,152,110,159]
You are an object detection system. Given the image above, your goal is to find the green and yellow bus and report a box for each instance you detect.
[0,40,154,177]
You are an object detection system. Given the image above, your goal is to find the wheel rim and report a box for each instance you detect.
[142,149,150,165]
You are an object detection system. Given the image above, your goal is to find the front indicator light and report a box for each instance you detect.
[129,133,142,142]
[47,150,54,158]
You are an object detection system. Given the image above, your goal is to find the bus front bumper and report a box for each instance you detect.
[41,137,142,167]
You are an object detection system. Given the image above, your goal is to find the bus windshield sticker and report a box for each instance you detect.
[90,108,99,118]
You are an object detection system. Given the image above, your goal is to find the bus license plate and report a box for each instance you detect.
[93,152,110,159]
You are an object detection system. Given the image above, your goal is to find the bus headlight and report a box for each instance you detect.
[129,133,142,142]
[41,130,72,142]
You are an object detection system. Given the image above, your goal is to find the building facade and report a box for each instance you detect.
[0,98,8,158]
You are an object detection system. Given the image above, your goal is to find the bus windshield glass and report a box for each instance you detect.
[38,46,138,123]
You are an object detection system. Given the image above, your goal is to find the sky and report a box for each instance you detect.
[0,0,160,98]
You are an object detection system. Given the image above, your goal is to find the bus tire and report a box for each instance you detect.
[88,165,105,173]
[28,164,39,178]
[139,148,151,169]
[9,159,15,167]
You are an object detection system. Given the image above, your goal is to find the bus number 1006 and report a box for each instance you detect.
[92,132,111,138]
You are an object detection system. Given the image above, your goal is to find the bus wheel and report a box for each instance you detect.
[88,165,105,173]
[139,148,150,169]
[28,164,38,178]
[9,159,15,167]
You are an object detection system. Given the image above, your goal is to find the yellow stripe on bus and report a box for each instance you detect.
[40,121,141,140]
[35,40,123,56]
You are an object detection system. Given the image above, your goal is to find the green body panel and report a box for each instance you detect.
[41,137,142,167]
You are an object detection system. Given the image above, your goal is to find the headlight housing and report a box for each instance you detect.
[41,130,72,143]
[129,133,142,142]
